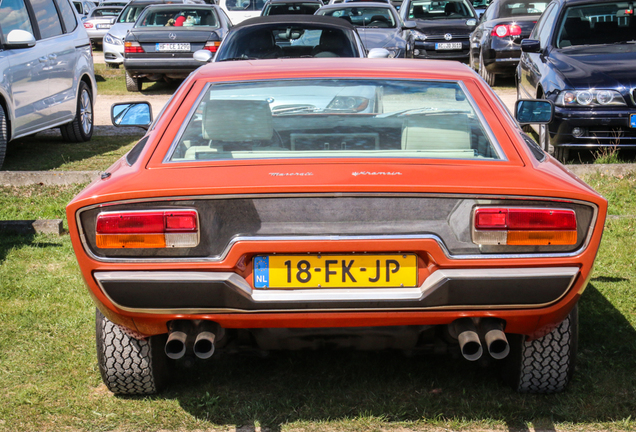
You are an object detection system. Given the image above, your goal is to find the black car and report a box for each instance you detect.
[316,2,415,57]
[261,0,324,15]
[210,15,375,60]
[469,0,547,85]
[517,0,636,161]
[123,3,232,91]
[399,0,478,60]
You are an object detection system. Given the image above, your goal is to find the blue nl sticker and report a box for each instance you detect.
[253,256,269,288]
[631,114,636,128]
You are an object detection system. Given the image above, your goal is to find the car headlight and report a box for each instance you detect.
[104,33,123,46]
[326,96,370,112]
[556,89,626,107]
[413,31,427,41]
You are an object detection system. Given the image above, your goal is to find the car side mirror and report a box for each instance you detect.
[4,29,36,49]
[402,20,417,29]
[193,49,214,63]
[520,39,540,53]
[367,47,391,58]
[515,99,553,125]
[111,102,153,129]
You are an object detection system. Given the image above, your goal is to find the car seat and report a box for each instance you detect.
[368,14,390,27]
[311,29,351,57]
[244,30,283,58]
[444,2,458,15]
[401,114,472,153]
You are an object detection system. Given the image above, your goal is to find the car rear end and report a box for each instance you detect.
[482,14,539,74]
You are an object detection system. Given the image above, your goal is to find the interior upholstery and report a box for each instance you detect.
[401,114,471,150]
[202,99,274,142]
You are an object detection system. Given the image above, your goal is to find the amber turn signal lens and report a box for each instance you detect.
[507,230,577,246]
[96,234,167,249]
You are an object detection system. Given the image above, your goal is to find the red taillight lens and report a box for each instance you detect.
[124,41,144,53]
[203,41,220,52]
[84,22,93,28]
[473,208,577,246]
[492,24,522,37]
[96,210,198,248]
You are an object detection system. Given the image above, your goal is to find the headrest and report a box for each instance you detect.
[202,99,273,142]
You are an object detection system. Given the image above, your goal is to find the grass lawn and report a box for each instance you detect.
[0,173,634,431]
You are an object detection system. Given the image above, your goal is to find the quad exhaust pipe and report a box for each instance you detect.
[452,318,509,361]
[165,321,222,360]
[165,330,188,360]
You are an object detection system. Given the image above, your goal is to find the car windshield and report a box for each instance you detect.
[90,7,122,17]
[321,7,397,28]
[165,79,501,162]
[216,25,357,59]
[556,2,636,47]
[263,2,322,15]
[498,0,548,17]
[407,0,475,19]
[118,4,148,23]
[136,8,220,27]
[226,0,266,11]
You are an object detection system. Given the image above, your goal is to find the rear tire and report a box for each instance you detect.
[554,145,570,163]
[126,71,143,92]
[96,309,169,395]
[0,104,7,169]
[503,305,578,393]
[60,81,93,142]
[479,50,496,86]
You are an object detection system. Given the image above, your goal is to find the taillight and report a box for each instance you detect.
[491,24,522,38]
[472,208,577,246]
[84,22,93,28]
[203,41,220,52]
[96,210,199,248]
[124,41,144,53]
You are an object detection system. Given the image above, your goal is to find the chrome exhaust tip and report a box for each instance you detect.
[165,331,187,360]
[453,318,483,361]
[193,331,216,359]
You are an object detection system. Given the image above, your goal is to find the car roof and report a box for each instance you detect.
[234,14,356,29]
[266,0,324,3]
[193,57,475,81]
[92,5,123,9]
[142,3,217,8]
[319,1,392,8]
[558,0,622,5]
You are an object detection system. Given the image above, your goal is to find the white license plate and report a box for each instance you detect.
[96,24,111,29]
[435,42,462,50]
[156,43,191,52]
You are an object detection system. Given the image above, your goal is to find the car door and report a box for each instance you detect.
[469,1,494,69]
[0,0,51,137]
[517,1,558,99]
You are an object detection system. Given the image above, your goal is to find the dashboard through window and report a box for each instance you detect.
[166,79,502,162]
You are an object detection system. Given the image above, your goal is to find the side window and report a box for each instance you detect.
[56,0,78,32]
[0,0,35,40]
[537,3,558,49]
[530,2,553,38]
[30,0,63,38]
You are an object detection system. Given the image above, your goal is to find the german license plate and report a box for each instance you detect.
[253,254,417,289]
[97,24,111,29]
[156,43,191,52]
[435,42,462,50]
[631,113,636,128]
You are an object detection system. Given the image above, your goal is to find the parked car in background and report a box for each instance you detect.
[219,0,266,23]
[73,0,98,19]
[469,0,547,85]
[399,0,477,60]
[0,0,97,168]
[517,0,636,161]
[123,3,232,91]
[84,5,124,46]
[67,57,607,396]
[261,0,323,15]
[98,0,129,5]
[316,2,415,57]
[471,0,490,15]
[208,15,382,60]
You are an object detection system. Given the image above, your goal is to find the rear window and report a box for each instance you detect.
[165,79,502,163]
[321,7,397,27]
[226,0,266,11]
[499,0,548,17]
[408,0,475,19]
[263,2,321,15]
[136,7,219,27]
[91,7,122,17]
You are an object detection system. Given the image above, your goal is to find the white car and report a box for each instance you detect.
[0,0,97,168]
[84,6,123,45]
[218,0,265,23]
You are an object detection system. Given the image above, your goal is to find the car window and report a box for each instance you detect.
[226,0,266,11]
[407,0,475,19]
[91,7,122,17]
[321,7,397,27]
[556,2,636,48]
[137,8,220,27]
[118,4,147,23]
[165,79,501,163]
[263,2,322,15]
[31,0,64,39]
[536,2,557,49]
[57,0,78,31]
[498,0,548,17]
[0,0,35,40]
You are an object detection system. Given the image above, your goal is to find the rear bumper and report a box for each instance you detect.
[124,58,202,76]
[413,40,469,60]
[95,267,579,313]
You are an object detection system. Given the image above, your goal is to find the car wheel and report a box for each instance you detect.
[60,81,93,143]
[503,304,578,393]
[554,145,570,163]
[479,50,496,86]
[126,71,143,92]
[95,308,169,395]
[0,104,7,169]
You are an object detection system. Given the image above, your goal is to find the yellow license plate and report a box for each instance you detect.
[253,254,417,289]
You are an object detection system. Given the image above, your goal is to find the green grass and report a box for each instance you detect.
[2,134,140,171]
[94,63,181,96]
[0,176,635,431]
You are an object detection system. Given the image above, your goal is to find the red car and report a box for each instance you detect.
[67,58,607,395]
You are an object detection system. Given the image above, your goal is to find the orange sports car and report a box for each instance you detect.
[67,58,607,395]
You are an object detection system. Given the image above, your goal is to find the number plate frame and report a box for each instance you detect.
[156,43,191,52]
[253,254,418,289]
[435,42,462,50]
